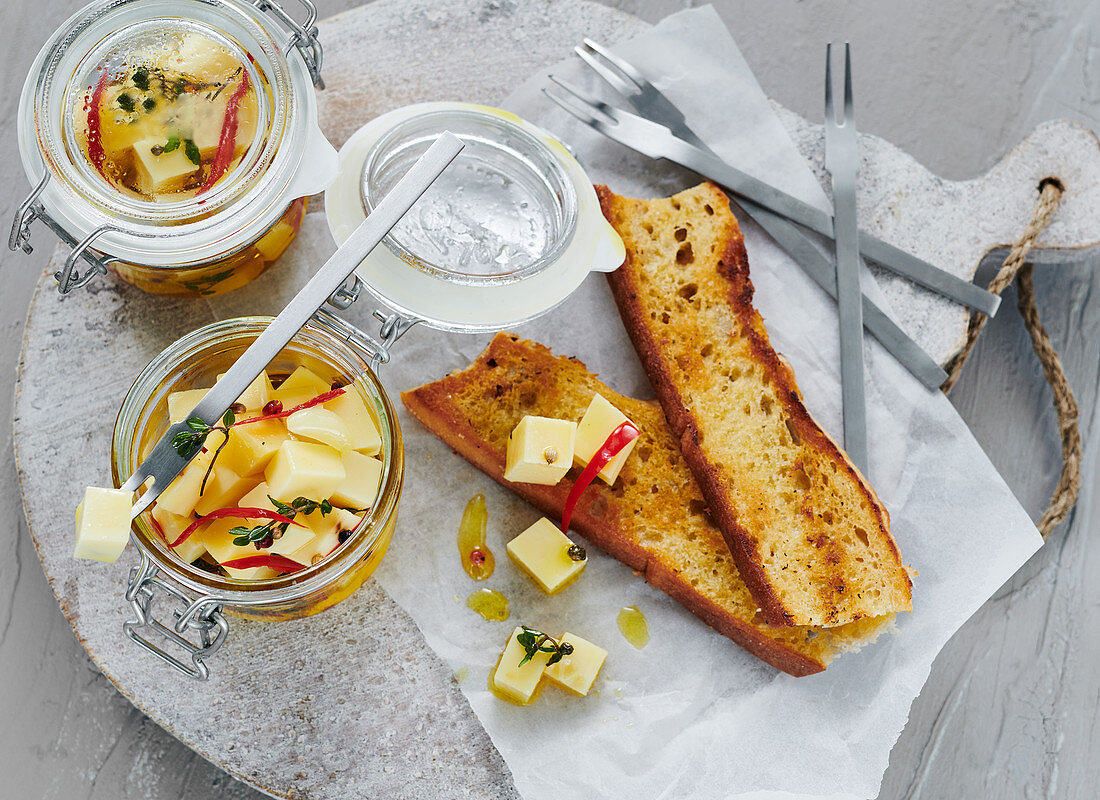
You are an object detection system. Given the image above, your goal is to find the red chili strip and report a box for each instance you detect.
[221,553,306,574]
[197,70,251,195]
[169,506,303,548]
[232,387,346,426]
[86,69,110,178]
[560,421,640,533]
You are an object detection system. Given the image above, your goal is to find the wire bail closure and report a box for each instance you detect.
[312,305,418,370]
[123,550,230,680]
[253,0,325,88]
[8,171,119,295]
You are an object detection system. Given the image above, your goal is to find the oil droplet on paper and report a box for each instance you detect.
[455,666,469,684]
[617,606,649,649]
[466,588,509,621]
[457,493,495,580]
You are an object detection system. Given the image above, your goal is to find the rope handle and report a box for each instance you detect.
[943,178,1081,538]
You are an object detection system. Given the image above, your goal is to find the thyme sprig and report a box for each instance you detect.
[167,388,349,501]
[516,626,573,668]
[229,495,333,548]
[171,408,237,495]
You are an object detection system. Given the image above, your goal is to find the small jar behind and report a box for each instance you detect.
[13,0,337,297]
[111,315,404,642]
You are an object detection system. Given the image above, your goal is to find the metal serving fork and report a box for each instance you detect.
[551,39,947,389]
[545,43,999,320]
[118,133,466,521]
[823,43,867,472]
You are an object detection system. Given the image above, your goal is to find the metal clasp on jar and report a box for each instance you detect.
[124,550,229,680]
[8,172,120,295]
[253,0,326,87]
[312,306,419,370]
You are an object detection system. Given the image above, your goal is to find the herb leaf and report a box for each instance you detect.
[142,97,156,111]
[163,136,181,153]
[222,408,235,427]
[117,93,135,113]
[515,626,572,668]
[270,496,295,517]
[184,139,201,166]
[132,67,150,91]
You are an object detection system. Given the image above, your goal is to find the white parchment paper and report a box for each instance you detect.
[319,7,1044,799]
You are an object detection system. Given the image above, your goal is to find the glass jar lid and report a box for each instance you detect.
[325,103,625,333]
[17,0,337,268]
[362,109,578,287]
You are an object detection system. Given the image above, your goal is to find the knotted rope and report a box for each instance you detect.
[942,178,1081,538]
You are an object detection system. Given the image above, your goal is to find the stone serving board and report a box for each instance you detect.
[12,1,1100,798]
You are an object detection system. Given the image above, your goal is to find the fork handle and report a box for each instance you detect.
[738,197,946,388]
[657,140,1000,316]
[831,172,869,472]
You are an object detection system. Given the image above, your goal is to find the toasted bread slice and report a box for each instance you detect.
[401,333,893,676]
[597,182,912,628]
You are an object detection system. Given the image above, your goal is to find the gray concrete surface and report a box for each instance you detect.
[3,1,1099,799]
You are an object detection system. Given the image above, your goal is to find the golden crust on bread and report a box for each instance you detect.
[597,182,912,628]
[401,333,893,676]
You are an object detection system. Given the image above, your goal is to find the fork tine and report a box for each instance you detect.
[121,466,148,493]
[824,42,835,126]
[843,43,855,125]
[546,74,619,120]
[542,87,603,128]
[132,483,159,518]
[574,46,640,99]
[581,38,649,90]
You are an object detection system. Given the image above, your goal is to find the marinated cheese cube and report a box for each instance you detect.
[155,449,214,517]
[543,632,607,696]
[329,451,382,510]
[264,440,346,503]
[218,418,288,476]
[132,138,201,195]
[151,506,205,564]
[96,89,149,157]
[217,371,272,411]
[236,481,277,511]
[169,86,257,162]
[266,523,316,559]
[574,393,638,485]
[506,517,586,595]
[271,366,330,408]
[288,529,338,566]
[175,33,242,79]
[193,464,255,517]
[286,508,359,565]
[167,388,210,423]
[232,481,316,558]
[74,487,133,562]
[286,406,353,452]
[323,388,382,455]
[198,519,277,580]
[503,415,576,485]
[490,627,553,705]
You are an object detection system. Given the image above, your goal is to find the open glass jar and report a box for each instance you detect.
[112,313,403,678]
[12,0,336,297]
[325,102,626,331]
